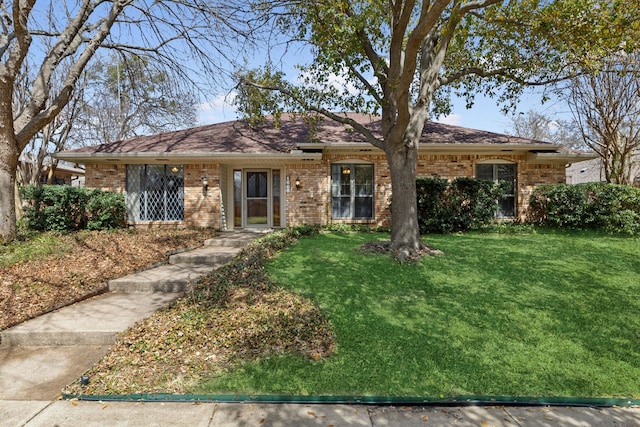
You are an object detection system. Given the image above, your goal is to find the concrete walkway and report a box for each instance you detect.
[2,230,640,426]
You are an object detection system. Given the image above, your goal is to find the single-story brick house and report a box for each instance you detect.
[55,113,594,230]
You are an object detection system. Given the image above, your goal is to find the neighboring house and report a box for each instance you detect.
[55,113,595,230]
[44,162,86,187]
[566,155,639,186]
[566,158,605,184]
[18,156,86,187]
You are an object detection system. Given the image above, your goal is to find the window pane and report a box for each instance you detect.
[272,170,280,226]
[145,165,165,220]
[355,196,373,218]
[126,165,143,222]
[234,170,241,227]
[165,165,184,221]
[475,163,517,218]
[354,165,373,196]
[247,172,268,198]
[332,197,351,218]
[497,164,516,194]
[476,164,494,180]
[331,165,342,196]
[498,196,516,217]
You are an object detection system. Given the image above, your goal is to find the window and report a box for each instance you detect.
[331,163,374,219]
[476,163,516,217]
[126,165,184,222]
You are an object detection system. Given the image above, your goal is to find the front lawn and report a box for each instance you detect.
[197,230,640,399]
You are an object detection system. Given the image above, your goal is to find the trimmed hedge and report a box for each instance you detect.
[527,183,640,235]
[416,177,504,233]
[20,185,126,232]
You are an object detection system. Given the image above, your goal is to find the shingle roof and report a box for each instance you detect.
[60,113,556,157]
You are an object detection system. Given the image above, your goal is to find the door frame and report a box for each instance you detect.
[243,169,271,228]
[228,167,285,230]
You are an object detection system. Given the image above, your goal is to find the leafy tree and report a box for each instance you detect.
[0,0,250,242]
[237,0,640,259]
[567,52,640,185]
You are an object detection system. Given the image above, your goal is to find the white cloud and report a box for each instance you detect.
[197,92,238,125]
[434,113,462,126]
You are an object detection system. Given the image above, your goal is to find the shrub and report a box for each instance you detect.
[86,190,127,230]
[415,177,503,233]
[526,183,640,235]
[20,185,126,232]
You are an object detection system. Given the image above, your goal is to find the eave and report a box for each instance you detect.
[297,142,564,155]
[526,152,598,164]
[53,151,323,165]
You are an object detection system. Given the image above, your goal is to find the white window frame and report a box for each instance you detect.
[331,162,374,220]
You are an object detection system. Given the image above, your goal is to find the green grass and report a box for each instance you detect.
[0,232,67,267]
[196,230,640,399]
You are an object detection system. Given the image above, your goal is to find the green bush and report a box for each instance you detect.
[415,177,503,233]
[86,191,127,230]
[20,185,126,232]
[527,183,640,235]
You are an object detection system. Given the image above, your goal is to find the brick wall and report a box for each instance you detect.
[285,154,393,228]
[183,164,221,228]
[85,163,223,228]
[85,164,126,193]
[85,154,566,229]
[285,153,565,225]
[285,162,329,226]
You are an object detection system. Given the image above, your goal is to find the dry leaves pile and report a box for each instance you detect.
[0,228,217,330]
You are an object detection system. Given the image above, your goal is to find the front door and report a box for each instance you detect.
[245,170,269,227]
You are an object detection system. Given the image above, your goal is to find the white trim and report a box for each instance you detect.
[476,158,517,164]
[332,159,374,164]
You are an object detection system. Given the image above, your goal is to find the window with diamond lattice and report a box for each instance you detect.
[126,165,184,222]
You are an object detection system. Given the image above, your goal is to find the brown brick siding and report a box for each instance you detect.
[285,162,329,226]
[286,153,565,225]
[183,164,221,228]
[85,164,126,193]
[85,154,566,229]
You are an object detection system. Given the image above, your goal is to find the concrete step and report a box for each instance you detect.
[108,263,213,293]
[204,231,265,247]
[0,293,180,347]
[168,246,242,265]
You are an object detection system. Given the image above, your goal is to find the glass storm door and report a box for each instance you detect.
[245,171,269,226]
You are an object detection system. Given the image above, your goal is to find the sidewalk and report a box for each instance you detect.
[2,230,640,426]
[2,399,640,426]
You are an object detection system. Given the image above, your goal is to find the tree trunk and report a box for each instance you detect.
[385,138,423,261]
[0,134,19,242]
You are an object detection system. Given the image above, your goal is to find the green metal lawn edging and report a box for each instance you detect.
[62,393,640,407]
